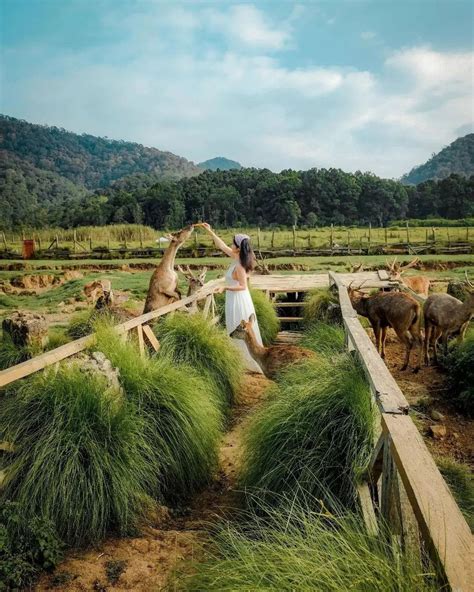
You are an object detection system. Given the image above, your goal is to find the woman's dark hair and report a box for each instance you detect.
[233,237,255,272]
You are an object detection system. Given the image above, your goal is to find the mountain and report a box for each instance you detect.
[401,134,474,185]
[0,115,201,190]
[198,157,242,171]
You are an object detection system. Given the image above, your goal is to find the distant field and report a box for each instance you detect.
[2,223,472,254]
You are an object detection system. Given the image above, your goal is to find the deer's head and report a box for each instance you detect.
[165,225,194,246]
[386,257,420,279]
[230,313,256,342]
[178,265,207,294]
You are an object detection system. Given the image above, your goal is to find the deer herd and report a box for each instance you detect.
[348,258,474,372]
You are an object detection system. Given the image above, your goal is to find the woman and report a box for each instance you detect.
[197,223,263,346]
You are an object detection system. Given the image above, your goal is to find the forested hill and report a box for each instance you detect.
[0,115,201,189]
[198,157,242,171]
[402,134,474,185]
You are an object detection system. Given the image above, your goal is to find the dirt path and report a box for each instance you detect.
[374,333,473,467]
[35,373,271,592]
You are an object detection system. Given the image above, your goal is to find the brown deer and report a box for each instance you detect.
[386,257,430,297]
[177,265,208,296]
[83,279,114,309]
[423,275,474,365]
[231,313,316,378]
[348,286,423,371]
[143,225,194,313]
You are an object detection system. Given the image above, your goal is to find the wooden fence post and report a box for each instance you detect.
[384,227,388,247]
[136,324,145,356]
[330,223,334,250]
[2,231,7,251]
[405,221,410,250]
[271,230,275,249]
[257,227,261,249]
[89,236,92,251]
[292,225,296,250]
[368,223,372,255]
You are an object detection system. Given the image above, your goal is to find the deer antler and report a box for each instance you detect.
[386,257,398,273]
[400,257,420,272]
[464,270,473,288]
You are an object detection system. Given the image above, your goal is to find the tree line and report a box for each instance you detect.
[1,166,473,231]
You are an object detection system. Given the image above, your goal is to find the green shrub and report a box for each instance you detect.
[66,309,95,339]
[437,458,474,531]
[445,333,474,414]
[154,312,243,411]
[0,332,32,370]
[249,289,279,345]
[240,355,375,510]
[300,321,345,356]
[303,288,341,327]
[0,366,153,546]
[0,501,63,590]
[172,499,436,592]
[94,326,222,502]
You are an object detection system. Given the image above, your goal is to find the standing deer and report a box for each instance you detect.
[423,275,474,365]
[348,286,423,371]
[143,226,194,313]
[231,313,316,378]
[386,257,430,297]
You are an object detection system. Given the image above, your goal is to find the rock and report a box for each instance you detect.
[429,424,447,439]
[430,410,445,422]
[71,351,122,395]
[2,312,49,349]
[11,274,56,290]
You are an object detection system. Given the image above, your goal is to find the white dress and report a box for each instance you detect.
[225,261,263,346]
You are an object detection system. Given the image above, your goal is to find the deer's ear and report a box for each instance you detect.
[248,313,256,324]
[240,320,246,328]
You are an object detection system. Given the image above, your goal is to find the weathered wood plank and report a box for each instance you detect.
[382,414,473,591]
[357,482,379,536]
[142,325,160,351]
[136,324,145,357]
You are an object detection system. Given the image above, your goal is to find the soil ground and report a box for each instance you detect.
[379,333,473,467]
[35,373,271,592]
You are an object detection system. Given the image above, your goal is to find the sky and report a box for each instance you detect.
[1,0,473,178]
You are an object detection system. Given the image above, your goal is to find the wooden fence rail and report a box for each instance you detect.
[329,271,473,592]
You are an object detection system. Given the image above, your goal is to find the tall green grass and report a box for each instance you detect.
[303,288,341,327]
[299,321,345,356]
[94,326,222,502]
[172,498,437,592]
[240,355,375,510]
[249,288,279,345]
[154,312,243,411]
[0,366,153,546]
[437,457,474,531]
[445,333,474,415]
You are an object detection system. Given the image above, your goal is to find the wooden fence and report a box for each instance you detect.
[329,271,473,592]
[1,272,472,590]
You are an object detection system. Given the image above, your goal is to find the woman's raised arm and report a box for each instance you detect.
[196,223,234,257]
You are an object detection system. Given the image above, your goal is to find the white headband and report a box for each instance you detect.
[234,233,250,247]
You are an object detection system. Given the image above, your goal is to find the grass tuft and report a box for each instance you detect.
[437,457,474,531]
[0,365,153,546]
[303,288,341,327]
[94,325,222,502]
[249,289,279,345]
[445,332,474,415]
[154,312,243,411]
[240,355,375,511]
[171,497,437,592]
[299,321,345,356]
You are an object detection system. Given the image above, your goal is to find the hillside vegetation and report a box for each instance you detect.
[402,134,474,185]
[198,157,242,171]
[1,115,472,230]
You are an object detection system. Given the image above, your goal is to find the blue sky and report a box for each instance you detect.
[1,0,473,177]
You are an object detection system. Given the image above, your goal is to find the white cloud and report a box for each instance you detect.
[207,4,290,50]
[361,31,376,41]
[2,0,472,181]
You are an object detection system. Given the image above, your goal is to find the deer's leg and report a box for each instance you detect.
[410,319,423,373]
[373,322,382,356]
[394,328,412,371]
[424,323,432,366]
[433,328,442,365]
[458,321,469,343]
[381,326,388,359]
[442,331,450,358]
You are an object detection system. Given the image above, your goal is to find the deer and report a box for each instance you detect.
[143,225,194,313]
[83,279,114,309]
[423,274,474,365]
[348,286,423,371]
[231,313,316,378]
[386,257,430,297]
